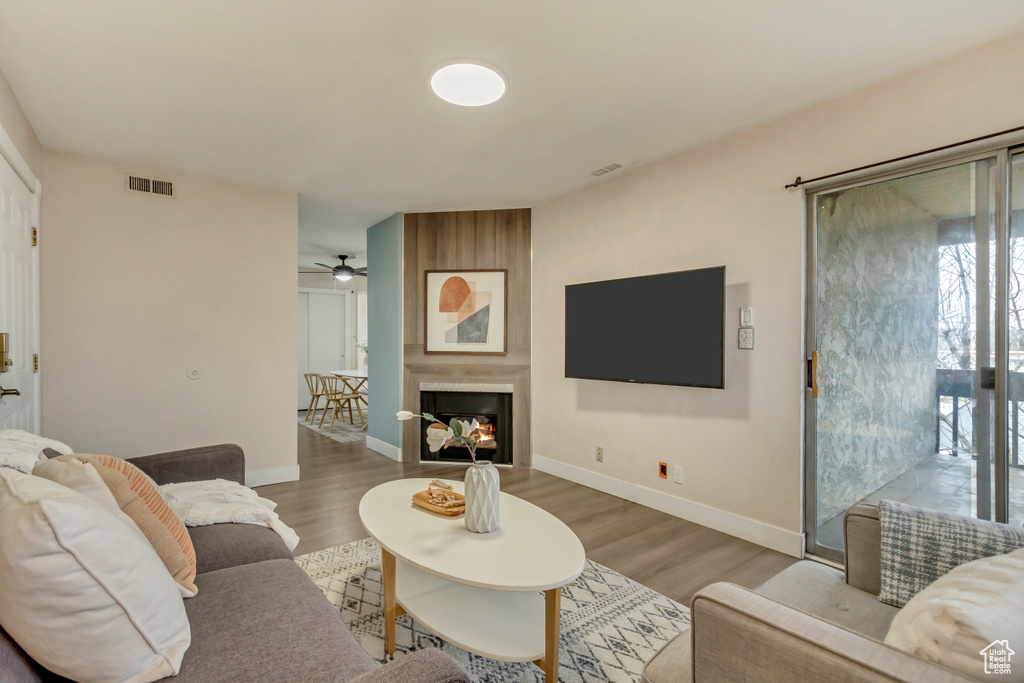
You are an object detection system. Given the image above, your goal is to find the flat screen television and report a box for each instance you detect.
[565,266,725,388]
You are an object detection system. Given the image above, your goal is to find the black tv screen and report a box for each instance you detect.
[565,266,725,388]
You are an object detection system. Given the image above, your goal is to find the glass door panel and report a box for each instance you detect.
[1008,152,1024,526]
[809,158,997,557]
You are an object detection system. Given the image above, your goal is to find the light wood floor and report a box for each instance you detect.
[257,421,797,605]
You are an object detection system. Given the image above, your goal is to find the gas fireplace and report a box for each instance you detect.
[419,390,512,465]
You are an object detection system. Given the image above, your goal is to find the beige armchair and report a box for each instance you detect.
[642,504,974,682]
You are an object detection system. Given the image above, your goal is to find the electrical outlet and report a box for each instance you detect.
[596,446,604,462]
[673,465,684,484]
[659,462,668,479]
[738,328,754,350]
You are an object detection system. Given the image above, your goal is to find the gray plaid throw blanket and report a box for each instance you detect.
[878,499,1024,607]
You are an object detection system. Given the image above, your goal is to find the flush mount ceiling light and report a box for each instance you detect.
[430,63,506,107]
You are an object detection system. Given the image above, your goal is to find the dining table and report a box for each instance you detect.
[329,368,367,391]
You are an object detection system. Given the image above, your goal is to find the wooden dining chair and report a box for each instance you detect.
[303,372,327,423]
[318,375,363,431]
[354,382,368,431]
[338,376,367,429]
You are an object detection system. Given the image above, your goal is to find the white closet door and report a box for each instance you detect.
[298,291,346,412]
[309,293,346,370]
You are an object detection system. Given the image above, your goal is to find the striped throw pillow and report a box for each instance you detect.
[54,454,198,597]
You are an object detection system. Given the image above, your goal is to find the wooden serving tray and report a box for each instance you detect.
[412,490,465,516]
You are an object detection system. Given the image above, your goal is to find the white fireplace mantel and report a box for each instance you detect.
[419,382,513,394]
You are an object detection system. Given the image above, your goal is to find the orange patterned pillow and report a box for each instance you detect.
[53,454,198,597]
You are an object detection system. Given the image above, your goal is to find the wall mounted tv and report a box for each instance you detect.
[565,266,725,389]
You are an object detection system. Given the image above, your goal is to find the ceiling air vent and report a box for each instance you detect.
[590,162,623,177]
[125,174,174,198]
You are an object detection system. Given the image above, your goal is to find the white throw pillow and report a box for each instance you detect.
[32,453,148,539]
[0,469,191,683]
[32,453,120,512]
[885,546,1024,682]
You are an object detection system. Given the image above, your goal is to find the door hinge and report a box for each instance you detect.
[32,228,37,246]
[33,354,38,373]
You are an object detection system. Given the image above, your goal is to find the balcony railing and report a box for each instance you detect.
[937,367,1024,466]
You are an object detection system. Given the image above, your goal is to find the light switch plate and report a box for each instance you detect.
[738,328,754,350]
[740,307,753,327]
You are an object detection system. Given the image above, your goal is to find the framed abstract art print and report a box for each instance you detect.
[424,270,507,354]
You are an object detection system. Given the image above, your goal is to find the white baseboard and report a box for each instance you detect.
[246,465,300,488]
[367,436,402,462]
[532,455,805,558]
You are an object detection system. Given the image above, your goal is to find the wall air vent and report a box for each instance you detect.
[590,162,623,177]
[125,174,174,198]
[128,175,150,192]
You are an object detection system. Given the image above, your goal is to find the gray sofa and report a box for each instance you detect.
[0,444,469,683]
[643,503,975,683]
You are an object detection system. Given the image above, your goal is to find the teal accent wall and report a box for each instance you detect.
[366,213,403,449]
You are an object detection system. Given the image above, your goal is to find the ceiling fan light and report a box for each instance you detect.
[335,265,356,281]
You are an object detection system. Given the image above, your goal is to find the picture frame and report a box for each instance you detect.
[424,269,507,355]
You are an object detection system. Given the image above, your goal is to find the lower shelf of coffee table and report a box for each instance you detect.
[395,559,547,662]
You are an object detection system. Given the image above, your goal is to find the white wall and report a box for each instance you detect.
[0,67,40,176]
[40,150,299,485]
[532,31,1024,557]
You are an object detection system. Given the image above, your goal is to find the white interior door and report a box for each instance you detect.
[308,292,346,369]
[297,290,347,411]
[0,151,37,430]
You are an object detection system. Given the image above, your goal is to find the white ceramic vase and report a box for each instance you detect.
[464,460,500,533]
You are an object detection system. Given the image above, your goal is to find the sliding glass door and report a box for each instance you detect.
[1008,151,1024,526]
[805,151,1019,560]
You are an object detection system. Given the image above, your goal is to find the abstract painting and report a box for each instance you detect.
[425,270,507,354]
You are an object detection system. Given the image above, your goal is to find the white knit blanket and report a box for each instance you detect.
[158,479,300,551]
[0,429,73,473]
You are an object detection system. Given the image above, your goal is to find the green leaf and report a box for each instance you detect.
[449,418,463,439]
[422,412,435,422]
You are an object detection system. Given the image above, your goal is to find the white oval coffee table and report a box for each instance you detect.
[359,478,586,681]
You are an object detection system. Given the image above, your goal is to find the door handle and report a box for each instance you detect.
[807,352,819,399]
[0,386,19,397]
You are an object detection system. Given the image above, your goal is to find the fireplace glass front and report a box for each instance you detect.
[419,391,512,465]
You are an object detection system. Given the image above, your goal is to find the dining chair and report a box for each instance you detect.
[355,382,368,431]
[337,375,367,429]
[303,372,327,423]
[319,375,363,431]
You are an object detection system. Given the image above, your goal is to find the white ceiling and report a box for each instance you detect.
[3,1,1024,270]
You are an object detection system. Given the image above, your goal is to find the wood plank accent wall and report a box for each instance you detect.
[402,209,532,465]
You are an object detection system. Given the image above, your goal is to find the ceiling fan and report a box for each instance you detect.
[301,255,367,281]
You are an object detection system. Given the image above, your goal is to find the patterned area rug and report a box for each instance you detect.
[295,538,690,682]
[297,412,366,443]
